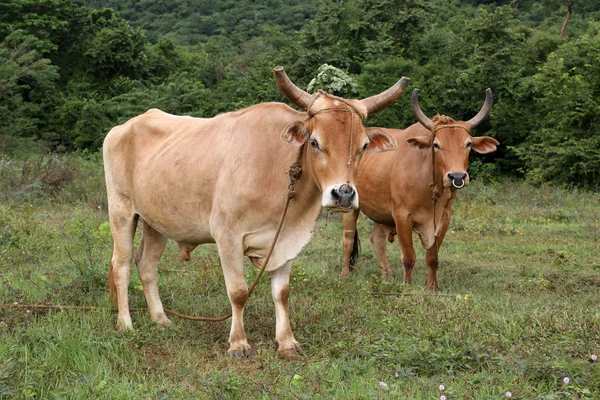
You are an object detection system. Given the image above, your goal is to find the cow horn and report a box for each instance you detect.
[466,88,493,129]
[274,66,312,110]
[411,88,434,131]
[360,76,410,116]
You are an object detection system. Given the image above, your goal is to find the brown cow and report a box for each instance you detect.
[103,67,408,358]
[340,88,499,290]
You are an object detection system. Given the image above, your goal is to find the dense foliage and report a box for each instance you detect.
[1,0,599,186]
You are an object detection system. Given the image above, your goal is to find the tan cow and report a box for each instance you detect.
[340,88,499,290]
[103,67,408,358]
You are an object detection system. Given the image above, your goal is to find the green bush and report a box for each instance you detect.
[1,0,600,186]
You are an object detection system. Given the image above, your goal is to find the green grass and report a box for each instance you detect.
[1,155,599,399]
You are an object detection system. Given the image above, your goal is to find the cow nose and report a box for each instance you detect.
[331,184,356,209]
[448,172,467,189]
[448,172,467,181]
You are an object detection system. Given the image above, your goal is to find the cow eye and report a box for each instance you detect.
[309,138,320,150]
[433,143,441,150]
[360,142,369,153]
[465,142,472,149]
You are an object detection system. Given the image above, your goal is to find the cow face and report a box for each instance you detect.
[407,124,499,188]
[274,66,407,211]
[281,100,397,211]
[408,88,499,189]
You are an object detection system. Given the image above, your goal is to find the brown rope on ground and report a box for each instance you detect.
[370,292,462,297]
[0,145,306,322]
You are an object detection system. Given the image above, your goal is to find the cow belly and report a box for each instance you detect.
[355,194,393,226]
[359,204,395,227]
[137,210,215,245]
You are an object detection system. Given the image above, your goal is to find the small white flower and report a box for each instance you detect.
[439,384,445,391]
[440,396,447,400]
[591,354,597,361]
[506,392,512,398]
[563,377,570,384]
[378,382,387,388]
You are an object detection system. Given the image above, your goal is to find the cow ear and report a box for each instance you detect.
[281,121,310,147]
[471,136,499,154]
[366,128,397,153]
[407,136,432,150]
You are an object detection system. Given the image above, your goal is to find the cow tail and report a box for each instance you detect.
[350,230,360,266]
[108,259,118,306]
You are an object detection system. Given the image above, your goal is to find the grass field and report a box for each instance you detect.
[0,155,599,399]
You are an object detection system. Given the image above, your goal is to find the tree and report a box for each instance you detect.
[307,64,358,97]
[82,9,149,82]
[0,30,59,142]
[516,22,600,186]
[560,0,578,37]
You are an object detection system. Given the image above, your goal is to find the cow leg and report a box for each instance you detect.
[271,260,301,358]
[108,204,138,331]
[425,218,450,292]
[396,219,416,285]
[134,228,145,267]
[136,220,171,325]
[425,247,440,292]
[371,223,392,281]
[217,241,252,357]
[341,208,360,276]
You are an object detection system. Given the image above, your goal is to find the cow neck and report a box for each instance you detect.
[429,122,469,251]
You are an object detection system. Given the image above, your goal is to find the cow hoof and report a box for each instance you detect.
[116,322,134,331]
[340,267,350,277]
[382,271,393,282]
[229,348,253,359]
[231,350,244,359]
[426,279,439,292]
[153,315,173,326]
[279,347,301,359]
[150,312,173,326]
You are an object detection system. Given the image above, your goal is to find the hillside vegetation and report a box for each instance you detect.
[1,0,600,185]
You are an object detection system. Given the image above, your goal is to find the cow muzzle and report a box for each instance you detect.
[447,172,468,189]
[322,183,359,212]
